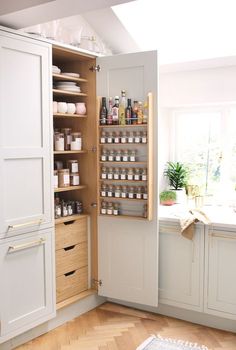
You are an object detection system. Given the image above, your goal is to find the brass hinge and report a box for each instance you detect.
[92,278,102,287]
[89,65,101,72]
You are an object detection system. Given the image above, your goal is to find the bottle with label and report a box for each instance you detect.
[121,131,127,144]
[114,185,121,198]
[107,167,113,180]
[120,168,127,180]
[141,130,147,143]
[114,167,120,180]
[141,168,147,181]
[137,101,143,124]
[101,184,107,197]
[132,101,138,124]
[107,131,113,144]
[101,201,107,215]
[143,186,148,199]
[114,131,120,144]
[100,97,107,125]
[115,150,122,162]
[107,185,114,197]
[129,149,136,162]
[107,202,113,215]
[100,131,107,144]
[107,97,113,125]
[127,131,134,143]
[136,186,143,199]
[134,131,141,143]
[101,166,108,179]
[122,150,129,162]
[127,168,134,180]
[108,149,115,161]
[121,186,128,198]
[101,149,108,161]
[112,96,119,125]
[118,90,126,125]
[134,168,140,181]
[113,203,120,216]
[128,186,135,199]
[126,98,132,125]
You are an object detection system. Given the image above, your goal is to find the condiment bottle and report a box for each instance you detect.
[141,130,147,143]
[137,101,143,124]
[122,150,129,162]
[136,186,143,199]
[113,203,120,216]
[101,201,107,215]
[114,185,121,198]
[55,203,61,219]
[67,202,73,216]
[54,132,64,151]
[128,186,135,199]
[134,131,141,143]
[107,202,113,215]
[143,101,148,124]
[143,186,148,199]
[121,131,127,144]
[127,168,134,180]
[100,131,107,144]
[67,160,79,173]
[70,172,80,186]
[101,149,108,161]
[134,168,140,181]
[129,150,136,162]
[108,149,115,161]
[61,128,72,150]
[141,168,147,181]
[54,170,58,188]
[101,184,107,197]
[121,186,128,198]
[76,201,83,214]
[107,167,113,180]
[127,131,134,143]
[58,169,70,187]
[107,131,113,144]
[132,101,138,124]
[101,166,108,179]
[114,131,120,144]
[100,97,107,125]
[107,185,114,197]
[71,132,82,150]
[115,150,122,162]
[120,168,127,180]
[114,167,120,180]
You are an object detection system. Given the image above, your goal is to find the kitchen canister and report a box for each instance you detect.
[76,102,86,115]
[71,132,82,150]
[58,169,70,187]
[70,172,80,186]
[67,103,76,114]
[54,132,64,151]
[57,102,68,114]
[67,160,79,173]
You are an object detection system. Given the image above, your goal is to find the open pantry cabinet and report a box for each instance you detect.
[52,46,158,309]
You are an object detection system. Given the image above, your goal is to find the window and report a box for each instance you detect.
[171,106,236,204]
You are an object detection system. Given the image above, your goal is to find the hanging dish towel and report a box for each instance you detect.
[180,209,211,240]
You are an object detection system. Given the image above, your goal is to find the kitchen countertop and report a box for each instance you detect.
[159,204,236,230]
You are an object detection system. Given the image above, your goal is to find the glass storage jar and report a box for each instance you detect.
[122,150,129,162]
[61,128,72,150]
[108,149,115,161]
[70,172,80,186]
[100,131,107,144]
[127,131,134,143]
[128,186,135,199]
[54,132,64,151]
[136,186,143,199]
[143,186,148,199]
[121,131,127,144]
[121,186,128,198]
[67,160,79,173]
[134,131,141,143]
[114,167,120,180]
[127,168,134,180]
[113,203,120,216]
[134,168,140,181]
[107,167,113,180]
[120,168,127,180]
[115,150,122,162]
[107,131,113,144]
[141,130,147,143]
[101,149,108,161]
[101,184,107,197]
[101,201,107,215]
[129,150,136,162]
[58,169,70,187]
[71,132,82,150]
[114,131,120,144]
[101,166,108,179]
[114,185,121,198]
[141,168,147,181]
[107,185,114,197]
[107,202,113,215]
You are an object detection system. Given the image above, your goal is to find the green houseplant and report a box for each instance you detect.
[159,190,176,206]
[164,162,188,204]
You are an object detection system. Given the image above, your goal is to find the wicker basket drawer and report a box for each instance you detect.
[56,242,88,277]
[55,217,87,250]
[56,266,88,303]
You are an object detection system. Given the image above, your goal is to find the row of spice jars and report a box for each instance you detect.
[100,131,147,144]
[100,185,148,200]
[100,201,120,216]
[101,166,147,181]
[101,149,138,162]
[55,197,83,219]
[54,128,82,151]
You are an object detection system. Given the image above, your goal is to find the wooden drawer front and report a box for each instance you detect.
[56,266,88,303]
[55,217,87,250]
[56,242,88,277]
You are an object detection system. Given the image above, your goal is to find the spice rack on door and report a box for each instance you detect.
[97,92,154,221]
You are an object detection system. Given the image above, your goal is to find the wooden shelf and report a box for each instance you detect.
[55,213,89,225]
[100,214,147,220]
[53,73,88,83]
[99,124,147,128]
[53,89,87,97]
[100,196,147,201]
[54,185,86,193]
[56,289,97,310]
[54,113,87,118]
[99,179,147,183]
[100,161,147,165]
[54,150,87,155]
[99,143,147,146]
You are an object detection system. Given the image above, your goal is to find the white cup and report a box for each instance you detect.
[53,101,58,113]
[57,102,67,114]
[67,103,76,114]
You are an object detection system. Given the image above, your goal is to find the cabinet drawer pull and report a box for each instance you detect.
[210,233,236,240]
[63,220,75,226]
[64,245,76,251]
[8,219,42,231]
[64,270,76,277]
[8,237,46,253]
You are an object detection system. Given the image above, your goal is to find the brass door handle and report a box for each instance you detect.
[8,219,42,230]
[8,238,46,253]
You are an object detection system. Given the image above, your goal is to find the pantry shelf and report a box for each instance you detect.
[99,143,147,146]
[53,89,87,97]
[55,213,89,225]
[53,113,87,118]
[100,197,147,202]
[99,124,147,128]
[53,73,88,83]
[54,150,87,155]
[99,179,147,183]
[100,161,147,165]
[54,185,86,193]
[99,214,147,220]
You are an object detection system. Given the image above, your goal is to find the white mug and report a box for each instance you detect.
[76,102,86,115]
[57,102,67,114]
[67,103,76,114]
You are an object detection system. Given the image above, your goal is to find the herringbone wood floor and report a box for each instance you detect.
[16,302,236,350]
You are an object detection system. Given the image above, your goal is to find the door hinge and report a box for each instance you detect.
[92,278,102,287]
[89,65,101,72]
[91,203,97,208]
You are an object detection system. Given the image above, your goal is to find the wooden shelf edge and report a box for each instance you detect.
[53,113,87,118]
[52,73,88,83]
[100,197,147,202]
[99,143,147,146]
[56,289,97,310]
[53,89,87,97]
[100,161,147,165]
[55,213,89,225]
[98,124,147,128]
[99,179,147,183]
[54,185,86,193]
[99,214,147,220]
[54,150,87,154]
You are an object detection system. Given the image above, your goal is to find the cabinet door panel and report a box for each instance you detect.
[97,51,158,307]
[0,32,53,238]
[205,229,236,319]
[0,229,55,343]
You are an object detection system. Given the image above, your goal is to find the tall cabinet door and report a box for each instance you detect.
[0,31,53,238]
[97,51,158,306]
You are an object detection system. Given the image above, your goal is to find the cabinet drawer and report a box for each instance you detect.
[56,242,88,276]
[56,266,88,303]
[55,217,87,250]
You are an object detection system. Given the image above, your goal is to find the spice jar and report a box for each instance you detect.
[127,131,134,143]
[143,186,148,199]
[54,132,64,151]
[120,168,127,180]
[75,201,83,214]
[67,160,79,173]
[141,130,147,143]
[101,166,108,179]
[61,201,68,217]
[114,131,120,144]
[107,185,114,197]
[113,203,120,215]
[129,150,136,162]
[70,172,80,186]
[107,131,113,144]
[136,186,143,199]
[101,201,107,215]
[100,184,107,197]
[122,150,129,162]
[61,128,72,150]
[100,131,107,144]
[108,149,115,161]
[114,167,120,180]
[121,131,127,144]
[121,186,128,198]
[107,167,113,180]
[114,185,121,198]
[134,131,141,143]
[107,202,113,215]
[115,150,122,162]
[128,186,135,199]
[71,132,82,150]
[127,168,134,180]
[54,160,63,170]
[101,149,108,161]
[58,169,70,187]
[54,170,58,188]
[141,168,147,181]
[134,168,140,181]
[55,203,61,219]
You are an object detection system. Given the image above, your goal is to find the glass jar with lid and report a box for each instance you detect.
[107,185,114,197]
[113,203,120,216]
[54,160,63,170]
[127,131,134,143]
[121,131,127,144]
[114,167,120,180]
[120,168,127,180]
[61,200,68,217]
[101,149,108,161]
[115,150,122,162]
[101,166,108,179]
[61,128,72,150]
[114,185,121,198]
[128,186,135,199]
[129,150,136,162]
[75,201,83,214]
[54,132,64,151]
[122,150,129,162]
[114,131,120,144]
[121,186,128,198]
[58,169,70,187]
[134,168,140,181]
[134,131,141,143]
[101,201,107,215]
[70,172,80,186]
[136,186,143,199]
[127,168,134,180]
[141,168,147,181]
[107,202,113,215]
[143,186,148,199]
[100,184,107,197]
[107,131,113,144]
[108,149,115,161]
[107,167,113,180]
[141,130,147,143]
[100,131,107,144]
[71,132,82,150]
[67,160,79,173]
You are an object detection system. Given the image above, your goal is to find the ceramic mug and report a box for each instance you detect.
[53,101,58,113]
[67,103,76,114]
[57,102,68,114]
[76,102,86,115]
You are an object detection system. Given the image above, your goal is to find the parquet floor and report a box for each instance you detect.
[16,302,236,350]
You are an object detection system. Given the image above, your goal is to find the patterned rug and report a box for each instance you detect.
[137,336,208,350]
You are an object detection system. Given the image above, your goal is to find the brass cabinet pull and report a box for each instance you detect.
[8,219,42,230]
[8,238,46,253]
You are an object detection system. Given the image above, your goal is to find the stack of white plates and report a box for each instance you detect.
[54,81,81,92]
[52,65,61,74]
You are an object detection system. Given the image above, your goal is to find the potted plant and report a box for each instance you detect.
[164,161,188,204]
[159,190,176,206]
